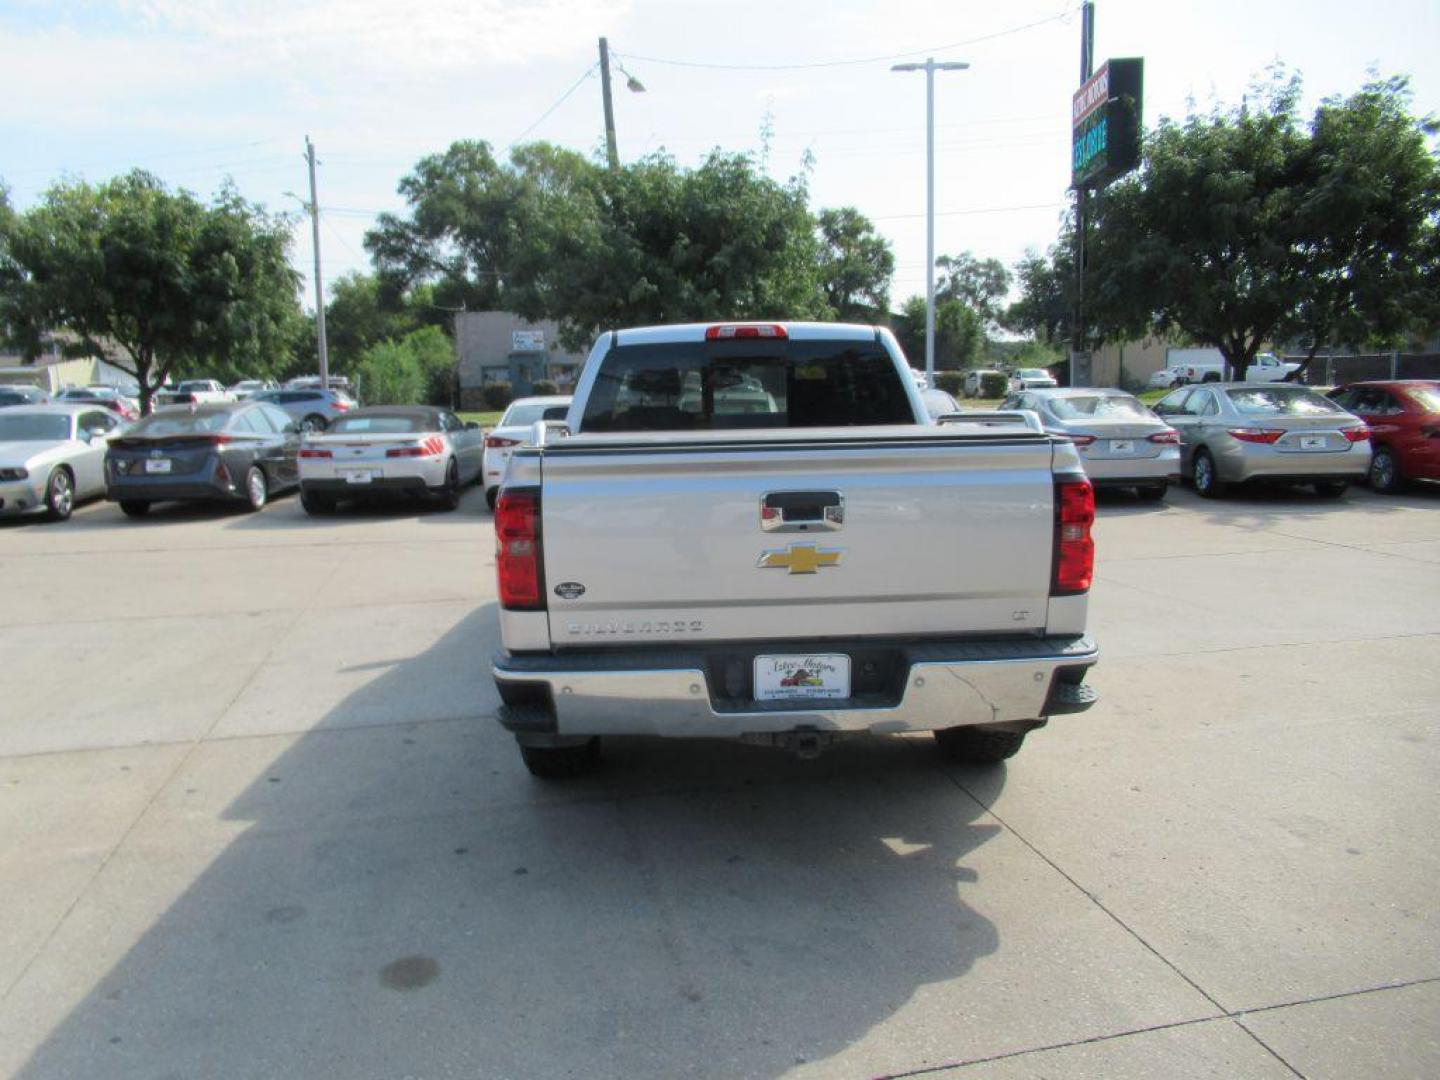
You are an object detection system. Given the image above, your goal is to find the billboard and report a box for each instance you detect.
[1071,58,1144,189]
[511,330,546,353]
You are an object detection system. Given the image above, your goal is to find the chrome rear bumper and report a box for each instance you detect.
[494,635,1098,740]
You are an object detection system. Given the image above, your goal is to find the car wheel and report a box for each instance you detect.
[932,725,1027,765]
[1137,482,1168,501]
[435,458,461,511]
[300,488,335,515]
[243,466,268,512]
[1368,447,1402,494]
[485,487,498,510]
[44,467,75,521]
[1192,449,1226,498]
[300,414,327,434]
[1314,480,1349,498]
[1202,372,1221,383]
[519,738,600,779]
[118,500,150,518]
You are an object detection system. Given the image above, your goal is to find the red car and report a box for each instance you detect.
[1328,381,1440,492]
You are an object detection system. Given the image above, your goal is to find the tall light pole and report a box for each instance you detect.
[304,136,329,384]
[598,38,646,169]
[892,58,969,383]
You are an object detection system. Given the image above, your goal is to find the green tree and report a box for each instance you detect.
[897,294,982,370]
[354,325,455,407]
[1005,242,1076,347]
[0,171,301,412]
[325,272,425,371]
[816,207,894,320]
[1086,70,1440,380]
[936,251,1011,329]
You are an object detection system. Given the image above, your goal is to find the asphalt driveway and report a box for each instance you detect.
[1,482,1437,1078]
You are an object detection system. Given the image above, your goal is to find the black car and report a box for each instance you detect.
[105,402,300,517]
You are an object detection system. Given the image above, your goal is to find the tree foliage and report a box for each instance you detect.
[895,294,983,370]
[355,325,455,407]
[366,141,883,350]
[0,171,302,411]
[935,251,1011,329]
[1079,70,1440,379]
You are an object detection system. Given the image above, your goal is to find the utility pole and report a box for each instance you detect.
[305,135,329,384]
[1072,2,1095,388]
[892,58,969,384]
[599,37,619,169]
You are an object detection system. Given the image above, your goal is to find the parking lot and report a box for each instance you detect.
[1,482,1438,1079]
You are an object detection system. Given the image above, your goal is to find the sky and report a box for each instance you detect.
[2,0,1438,314]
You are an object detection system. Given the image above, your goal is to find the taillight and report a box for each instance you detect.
[386,436,445,458]
[496,489,544,610]
[705,324,787,340]
[298,447,332,459]
[485,436,520,449]
[215,461,232,488]
[1227,428,1284,444]
[1341,426,1370,443]
[1147,430,1180,444]
[1051,477,1095,596]
[332,400,352,411]
[1068,435,1097,446]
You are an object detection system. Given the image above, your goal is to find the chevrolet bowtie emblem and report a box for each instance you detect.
[757,544,842,574]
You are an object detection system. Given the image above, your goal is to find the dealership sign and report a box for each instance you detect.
[1071,57,1144,189]
[511,330,546,353]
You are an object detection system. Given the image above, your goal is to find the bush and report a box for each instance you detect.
[979,372,1009,398]
[482,381,514,410]
[933,372,965,397]
[355,340,424,406]
[531,379,559,396]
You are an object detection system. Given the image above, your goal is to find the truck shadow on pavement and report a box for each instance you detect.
[19,607,1003,1080]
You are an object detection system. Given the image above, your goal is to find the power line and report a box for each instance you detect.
[872,201,1064,221]
[508,65,598,148]
[613,9,1074,72]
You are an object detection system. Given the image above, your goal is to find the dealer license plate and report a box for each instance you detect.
[144,458,171,474]
[1109,439,1134,453]
[341,468,377,484]
[754,654,851,701]
[1299,435,1327,450]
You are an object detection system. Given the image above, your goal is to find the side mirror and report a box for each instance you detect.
[284,422,299,434]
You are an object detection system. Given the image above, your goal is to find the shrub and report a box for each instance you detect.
[978,371,1009,398]
[933,372,965,397]
[531,379,559,396]
[482,381,514,410]
[355,340,423,406]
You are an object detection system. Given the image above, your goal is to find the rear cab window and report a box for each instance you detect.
[580,336,918,432]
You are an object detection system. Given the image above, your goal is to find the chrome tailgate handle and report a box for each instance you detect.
[761,491,844,532]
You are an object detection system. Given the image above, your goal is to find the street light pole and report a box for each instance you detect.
[305,135,329,385]
[598,38,645,170]
[892,58,969,384]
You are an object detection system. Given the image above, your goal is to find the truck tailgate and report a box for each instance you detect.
[537,427,1058,646]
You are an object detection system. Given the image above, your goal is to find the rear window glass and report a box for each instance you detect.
[1047,395,1152,420]
[1226,387,1343,416]
[502,402,571,427]
[128,411,232,436]
[580,341,915,432]
[331,415,430,434]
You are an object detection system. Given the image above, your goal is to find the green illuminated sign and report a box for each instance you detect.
[1070,58,1143,190]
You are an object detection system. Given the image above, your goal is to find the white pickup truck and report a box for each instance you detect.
[491,322,1099,777]
[1169,349,1299,385]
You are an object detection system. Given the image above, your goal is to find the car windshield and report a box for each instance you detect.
[1226,387,1344,416]
[0,413,70,441]
[331,415,430,434]
[127,410,232,436]
[1403,386,1440,413]
[502,402,570,427]
[1047,395,1151,420]
[178,381,212,391]
[1017,369,1048,379]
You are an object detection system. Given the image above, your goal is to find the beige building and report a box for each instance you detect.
[454,312,587,408]
[1088,336,1172,390]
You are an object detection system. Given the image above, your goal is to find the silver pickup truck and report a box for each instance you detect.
[492,322,1098,777]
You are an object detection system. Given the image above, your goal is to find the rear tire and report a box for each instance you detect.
[1192,449,1226,498]
[118,500,150,518]
[1314,480,1349,498]
[300,488,336,515]
[519,738,600,779]
[44,467,75,521]
[1137,482,1168,501]
[933,725,1027,765]
[243,466,268,512]
[434,458,461,511]
[300,414,327,434]
[485,487,498,510]
[1368,447,1402,494]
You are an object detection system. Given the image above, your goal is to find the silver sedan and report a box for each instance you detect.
[0,404,125,520]
[1151,383,1371,497]
[1004,387,1181,499]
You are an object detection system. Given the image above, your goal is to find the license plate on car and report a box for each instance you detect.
[1109,439,1134,453]
[144,458,171,474]
[341,469,377,484]
[754,655,851,701]
[1300,435,1327,450]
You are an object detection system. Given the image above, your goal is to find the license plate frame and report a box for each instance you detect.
[144,458,172,474]
[1109,439,1134,454]
[340,468,377,485]
[754,654,851,702]
[1299,435,1327,450]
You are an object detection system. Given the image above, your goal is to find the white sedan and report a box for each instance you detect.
[297,405,484,514]
[483,395,572,508]
[0,404,124,520]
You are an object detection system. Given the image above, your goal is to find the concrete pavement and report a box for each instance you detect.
[0,482,1437,1078]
